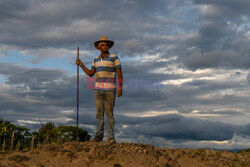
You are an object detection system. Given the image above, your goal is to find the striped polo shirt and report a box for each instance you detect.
[91,53,121,91]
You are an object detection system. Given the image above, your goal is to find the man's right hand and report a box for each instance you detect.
[76,59,95,77]
[76,59,82,66]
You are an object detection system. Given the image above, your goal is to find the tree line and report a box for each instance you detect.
[0,119,91,152]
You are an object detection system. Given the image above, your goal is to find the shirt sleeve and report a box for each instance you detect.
[91,60,96,70]
[114,55,121,69]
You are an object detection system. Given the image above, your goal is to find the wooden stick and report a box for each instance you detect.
[31,135,35,149]
[10,131,14,151]
[2,136,5,152]
[77,46,79,142]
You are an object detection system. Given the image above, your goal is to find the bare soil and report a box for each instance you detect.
[0,141,249,167]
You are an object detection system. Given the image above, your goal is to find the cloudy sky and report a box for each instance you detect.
[1,0,250,150]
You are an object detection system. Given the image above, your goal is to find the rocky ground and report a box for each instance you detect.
[0,141,249,167]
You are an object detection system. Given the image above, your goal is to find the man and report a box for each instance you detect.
[76,36,123,143]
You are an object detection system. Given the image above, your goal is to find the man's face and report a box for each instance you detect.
[99,42,109,52]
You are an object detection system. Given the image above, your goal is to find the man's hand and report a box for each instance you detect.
[76,59,82,66]
[117,89,122,97]
[76,59,96,77]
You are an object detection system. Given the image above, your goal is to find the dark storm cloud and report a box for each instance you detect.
[178,0,250,70]
[197,110,245,116]
[0,0,199,62]
[182,43,250,70]
[1,0,250,70]
[117,114,250,141]
[0,63,66,85]
[116,114,181,125]
[118,61,249,113]
[194,0,250,16]
[122,61,182,80]
[0,0,28,20]
[236,124,250,137]
[0,63,96,120]
[0,0,168,50]
[175,78,250,110]
[183,78,242,92]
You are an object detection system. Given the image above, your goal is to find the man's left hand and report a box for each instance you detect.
[117,89,122,97]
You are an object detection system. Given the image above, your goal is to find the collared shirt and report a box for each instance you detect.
[91,53,121,91]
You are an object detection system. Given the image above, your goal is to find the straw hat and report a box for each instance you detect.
[94,36,114,50]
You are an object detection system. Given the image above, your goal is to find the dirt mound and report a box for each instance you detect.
[0,141,249,167]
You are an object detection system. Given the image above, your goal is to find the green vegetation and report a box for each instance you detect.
[0,119,90,151]
[237,148,250,153]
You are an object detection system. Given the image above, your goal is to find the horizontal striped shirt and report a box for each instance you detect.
[91,53,121,91]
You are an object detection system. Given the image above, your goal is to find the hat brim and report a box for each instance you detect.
[94,40,114,50]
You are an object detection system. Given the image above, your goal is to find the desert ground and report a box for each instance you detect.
[0,141,249,167]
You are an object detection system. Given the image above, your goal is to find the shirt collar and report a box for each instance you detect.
[99,53,110,60]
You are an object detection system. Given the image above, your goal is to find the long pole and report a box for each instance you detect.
[77,46,79,142]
